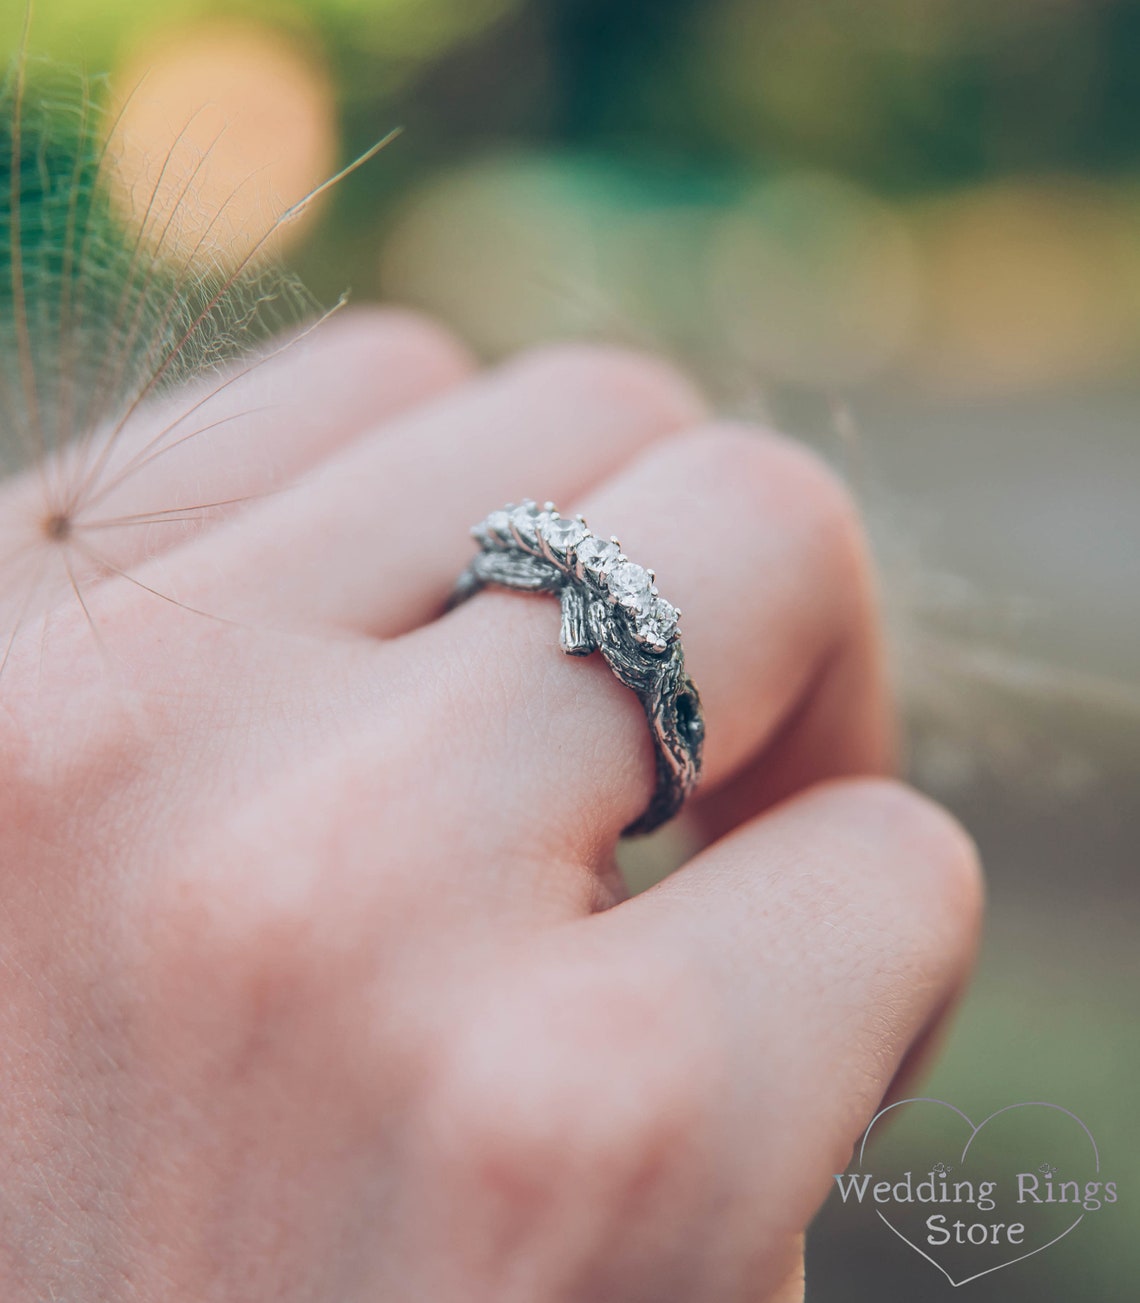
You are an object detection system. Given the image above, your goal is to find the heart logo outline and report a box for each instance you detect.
[857,1098,1100,1288]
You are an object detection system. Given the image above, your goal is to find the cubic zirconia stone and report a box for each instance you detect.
[609,561,652,611]
[539,514,588,552]
[509,504,540,546]
[653,597,679,630]
[486,509,512,541]
[576,536,620,577]
[636,596,678,645]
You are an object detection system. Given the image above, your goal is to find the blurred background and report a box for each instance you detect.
[2,2,1137,1297]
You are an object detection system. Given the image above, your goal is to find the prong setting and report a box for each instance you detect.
[471,501,681,649]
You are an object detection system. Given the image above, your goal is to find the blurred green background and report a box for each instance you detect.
[3,2,1137,1297]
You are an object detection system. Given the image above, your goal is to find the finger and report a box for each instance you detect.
[412,780,979,1295]
[588,778,983,1266]
[5,309,472,566]
[406,425,893,853]
[767,1239,805,1303]
[167,344,706,633]
[692,610,895,844]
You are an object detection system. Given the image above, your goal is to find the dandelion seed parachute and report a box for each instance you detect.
[0,54,324,466]
[0,44,382,672]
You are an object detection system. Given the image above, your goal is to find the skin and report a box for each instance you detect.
[0,310,983,1301]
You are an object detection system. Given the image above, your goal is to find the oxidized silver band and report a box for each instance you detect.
[450,500,704,836]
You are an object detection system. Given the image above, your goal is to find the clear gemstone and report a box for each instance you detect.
[608,561,652,611]
[486,509,512,541]
[509,503,540,546]
[636,596,678,645]
[576,536,620,577]
[539,513,588,552]
[653,597,679,628]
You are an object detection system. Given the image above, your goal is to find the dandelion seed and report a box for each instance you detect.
[0,27,396,683]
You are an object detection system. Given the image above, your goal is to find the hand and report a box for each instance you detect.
[0,311,981,1302]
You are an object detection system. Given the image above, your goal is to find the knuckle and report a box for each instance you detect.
[125,737,437,1092]
[757,430,867,557]
[504,342,707,430]
[827,776,985,949]
[755,424,866,549]
[657,423,872,593]
[138,865,317,1024]
[132,875,387,1107]
[429,961,715,1224]
[131,804,357,1071]
[0,635,154,838]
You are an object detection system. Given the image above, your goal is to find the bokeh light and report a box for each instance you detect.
[911,181,1140,393]
[379,157,608,355]
[708,174,920,387]
[380,162,922,389]
[110,20,336,266]
[0,0,522,97]
[318,0,516,61]
[6,0,1137,396]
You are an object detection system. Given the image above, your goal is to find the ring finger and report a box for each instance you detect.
[404,423,895,858]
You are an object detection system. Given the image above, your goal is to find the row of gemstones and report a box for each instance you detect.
[473,500,680,651]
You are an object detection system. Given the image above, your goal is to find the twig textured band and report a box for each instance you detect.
[451,500,704,836]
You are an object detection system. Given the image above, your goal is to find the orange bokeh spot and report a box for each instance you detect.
[913,182,1137,393]
[111,20,337,267]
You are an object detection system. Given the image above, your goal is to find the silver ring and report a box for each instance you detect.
[450,500,704,836]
